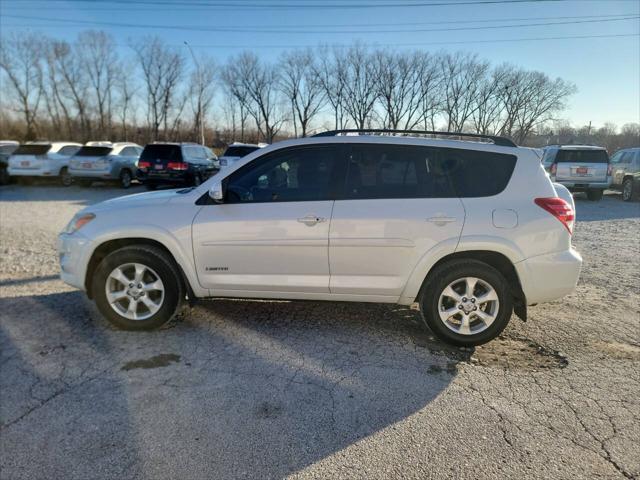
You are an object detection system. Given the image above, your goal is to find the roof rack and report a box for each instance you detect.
[311,129,517,147]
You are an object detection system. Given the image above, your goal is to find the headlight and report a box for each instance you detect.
[63,213,95,234]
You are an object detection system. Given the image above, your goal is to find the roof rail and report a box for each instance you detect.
[311,129,517,147]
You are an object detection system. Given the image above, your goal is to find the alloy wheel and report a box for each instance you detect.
[437,276,500,335]
[105,263,165,320]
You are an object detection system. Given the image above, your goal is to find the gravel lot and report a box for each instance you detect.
[1,183,639,479]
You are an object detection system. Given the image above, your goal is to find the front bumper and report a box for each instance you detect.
[515,248,582,305]
[57,232,93,291]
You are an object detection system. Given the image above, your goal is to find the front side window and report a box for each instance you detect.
[225,146,340,203]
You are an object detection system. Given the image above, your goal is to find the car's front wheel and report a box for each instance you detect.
[419,259,513,346]
[93,246,183,330]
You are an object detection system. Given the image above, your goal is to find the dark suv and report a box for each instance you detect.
[136,143,218,190]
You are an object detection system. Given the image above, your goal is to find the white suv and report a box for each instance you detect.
[58,131,582,346]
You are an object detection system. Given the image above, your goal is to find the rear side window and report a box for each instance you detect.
[13,144,51,155]
[344,144,516,199]
[140,145,182,162]
[120,147,139,156]
[58,145,80,156]
[555,150,609,163]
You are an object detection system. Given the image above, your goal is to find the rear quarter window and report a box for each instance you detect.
[439,148,517,197]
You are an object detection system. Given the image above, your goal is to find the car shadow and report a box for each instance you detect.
[0,291,464,479]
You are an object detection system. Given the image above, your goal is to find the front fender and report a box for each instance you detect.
[85,224,209,298]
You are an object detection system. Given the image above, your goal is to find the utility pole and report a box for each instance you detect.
[184,41,205,146]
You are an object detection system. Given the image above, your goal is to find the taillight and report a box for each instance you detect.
[550,163,557,176]
[138,160,151,169]
[535,197,575,234]
[167,162,188,170]
[607,164,612,176]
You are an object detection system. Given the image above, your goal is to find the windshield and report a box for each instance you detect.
[76,146,113,157]
[13,144,52,155]
[223,146,259,158]
[556,150,609,163]
[140,144,182,162]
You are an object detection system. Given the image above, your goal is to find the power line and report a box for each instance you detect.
[1,13,637,30]
[3,13,638,35]
[0,0,589,11]
[179,32,640,49]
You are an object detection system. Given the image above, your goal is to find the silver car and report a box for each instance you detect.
[69,142,143,188]
[7,142,82,186]
[542,145,611,201]
[609,147,640,201]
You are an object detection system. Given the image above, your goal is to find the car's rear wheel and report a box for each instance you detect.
[586,189,604,201]
[120,169,132,189]
[60,167,72,187]
[419,259,513,346]
[622,178,637,202]
[193,173,202,186]
[93,246,183,330]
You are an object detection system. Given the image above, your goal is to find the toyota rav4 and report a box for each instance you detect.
[58,130,582,346]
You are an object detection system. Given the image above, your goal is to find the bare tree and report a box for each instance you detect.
[339,45,380,129]
[187,56,216,143]
[314,46,348,130]
[225,52,285,143]
[132,37,185,141]
[471,65,509,135]
[77,31,118,137]
[375,50,432,130]
[440,52,489,131]
[221,60,252,141]
[0,33,44,140]
[278,49,326,137]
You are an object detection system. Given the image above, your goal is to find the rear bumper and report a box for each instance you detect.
[57,232,93,291]
[69,168,117,179]
[137,170,191,184]
[515,248,582,305]
[554,179,611,190]
[7,167,57,177]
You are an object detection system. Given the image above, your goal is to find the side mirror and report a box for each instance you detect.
[208,181,224,203]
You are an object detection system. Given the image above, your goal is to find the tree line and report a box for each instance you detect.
[0,30,634,150]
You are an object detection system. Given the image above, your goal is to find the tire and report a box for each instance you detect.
[0,166,10,185]
[622,178,637,202]
[60,167,72,187]
[586,189,604,201]
[120,169,132,189]
[93,245,183,330]
[418,259,513,346]
[193,173,202,186]
[145,182,158,191]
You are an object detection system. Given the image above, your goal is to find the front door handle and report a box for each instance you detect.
[427,216,457,226]
[297,215,326,226]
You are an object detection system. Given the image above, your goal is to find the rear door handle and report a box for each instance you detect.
[297,215,326,226]
[427,216,457,226]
